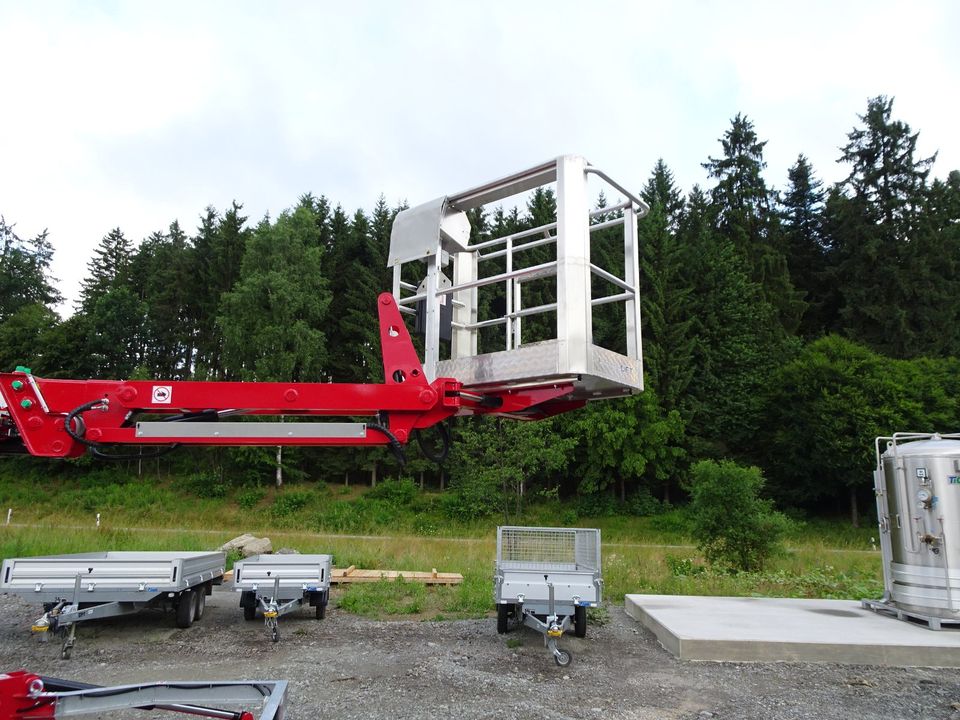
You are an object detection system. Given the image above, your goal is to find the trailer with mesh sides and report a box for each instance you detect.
[494,526,602,666]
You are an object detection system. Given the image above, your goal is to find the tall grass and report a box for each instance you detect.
[0,472,883,619]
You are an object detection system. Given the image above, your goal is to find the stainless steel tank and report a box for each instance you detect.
[874,433,960,622]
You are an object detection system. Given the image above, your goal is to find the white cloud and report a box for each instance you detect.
[1,0,957,313]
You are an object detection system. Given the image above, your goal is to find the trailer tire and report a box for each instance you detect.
[497,603,510,634]
[176,590,195,628]
[574,605,587,638]
[316,601,326,620]
[554,648,572,667]
[194,587,206,621]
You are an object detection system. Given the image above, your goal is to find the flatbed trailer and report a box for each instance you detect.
[494,526,602,666]
[0,551,225,658]
[233,554,331,642]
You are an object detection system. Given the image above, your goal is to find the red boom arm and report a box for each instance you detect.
[0,294,576,459]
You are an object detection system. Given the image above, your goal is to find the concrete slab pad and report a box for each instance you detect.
[625,594,960,667]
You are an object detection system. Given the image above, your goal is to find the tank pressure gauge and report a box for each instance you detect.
[917,488,932,502]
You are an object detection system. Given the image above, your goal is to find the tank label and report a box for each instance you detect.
[917,468,928,478]
[949,476,960,485]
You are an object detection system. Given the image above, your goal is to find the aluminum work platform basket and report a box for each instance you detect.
[388,155,648,414]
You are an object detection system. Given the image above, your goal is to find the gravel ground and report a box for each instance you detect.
[2,587,960,720]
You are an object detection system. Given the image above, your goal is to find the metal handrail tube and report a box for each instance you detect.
[589,201,630,217]
[591,292,633,307]
[397,293,428,306]
[585,167,651,214]
[480,233,557,261]
[462,302,558,330]
[436,261,557,296]
[589,216,627,233]
[468,221,559,252]
[399,280,417,291]
[511,302,558,319]
[589,264,635,293]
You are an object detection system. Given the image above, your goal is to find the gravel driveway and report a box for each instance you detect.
[2,587,959,720]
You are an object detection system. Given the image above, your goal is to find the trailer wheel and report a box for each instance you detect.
[316,601,326,620]
[194,588,206,621]
[574,605,587,638]
[497,603,510,634]
[176,590,195,628]
[554,648,572,667]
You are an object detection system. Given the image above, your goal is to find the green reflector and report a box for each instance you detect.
[20,399,33,409]
[15,365,32,374]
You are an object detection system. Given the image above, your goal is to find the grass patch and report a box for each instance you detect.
[337,579,428,616]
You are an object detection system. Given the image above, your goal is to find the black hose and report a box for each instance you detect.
[415,421,451,464]
[367,421,406,466]
[65,399,180,461]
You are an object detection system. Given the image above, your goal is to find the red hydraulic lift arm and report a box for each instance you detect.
[0,294,576,460]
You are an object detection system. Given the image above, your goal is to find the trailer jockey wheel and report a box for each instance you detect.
[554,648,572,667]
[176,590,195,628]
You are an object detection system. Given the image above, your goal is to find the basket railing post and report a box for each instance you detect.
[556,156,592,374]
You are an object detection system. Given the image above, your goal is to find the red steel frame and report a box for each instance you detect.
[0,294,578,459]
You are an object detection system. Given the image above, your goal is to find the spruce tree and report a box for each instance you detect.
[0,218,61,321]
[828,96,946,357]
[638,162,695,413]
[780,155,830,338]
[703,115,805,332]
[78,228,134,314]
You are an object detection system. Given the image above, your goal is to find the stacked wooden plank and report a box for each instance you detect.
[330,565,462,585]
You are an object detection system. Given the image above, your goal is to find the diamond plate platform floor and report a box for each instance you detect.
[625,594,960,666]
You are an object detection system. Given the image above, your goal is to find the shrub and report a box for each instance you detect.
[688,460,788,572]
[175,471,228,499]
[271,490,312,518]
[625,488,663,517]
[236,487,266,510]
[576,492,616,518]
[366,478,418,506]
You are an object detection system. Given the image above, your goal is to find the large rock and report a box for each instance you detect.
[220,534,273,556]
[220,534,257,553]
[241,537,273,557]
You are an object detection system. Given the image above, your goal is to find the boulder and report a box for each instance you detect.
[242,537,273,557]
[220,533,257,553]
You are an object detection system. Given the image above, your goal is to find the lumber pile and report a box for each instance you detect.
[331,565,462,585]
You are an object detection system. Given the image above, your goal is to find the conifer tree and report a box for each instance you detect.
[638,162,695,413]
[0,218,61,321]
[703,115,805,332]
[780,155,830,338]
[78,228,134,314]
[827,96,947,357]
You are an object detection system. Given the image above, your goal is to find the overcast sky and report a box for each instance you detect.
[2,0,957,313]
